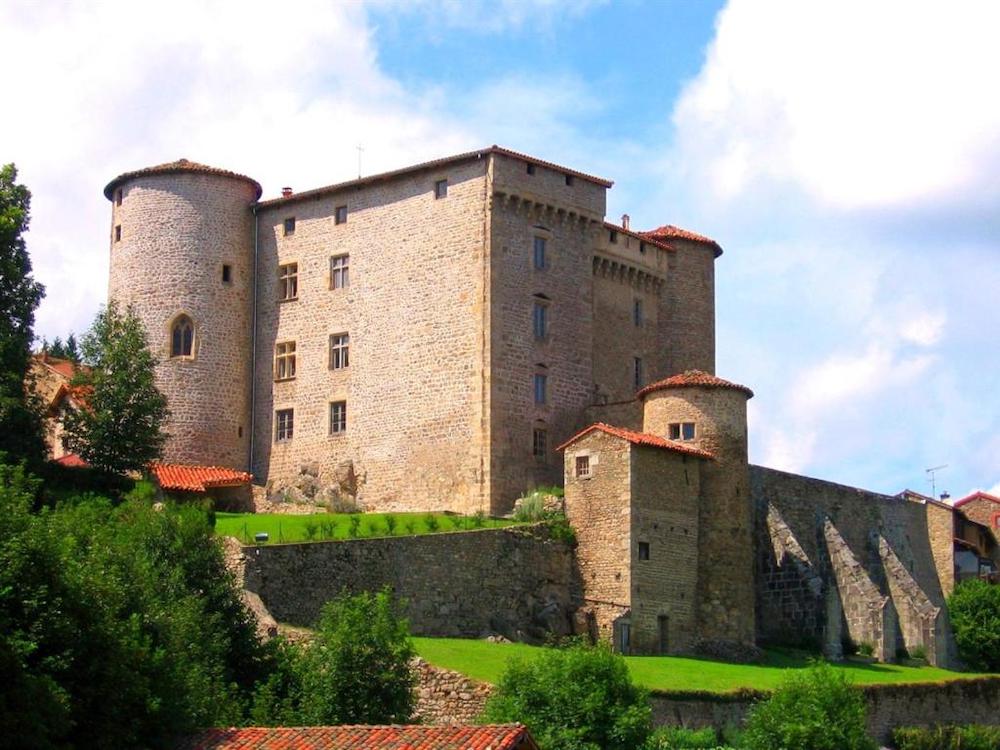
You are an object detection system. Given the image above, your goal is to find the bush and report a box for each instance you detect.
[424,513,440,532]
[645,726,730,749]
[742,662,874,750]
[252,589,415,725]
[947,578,1000,671]
[481,642,651,750]
[892,724,1000,750]
[513,490,547,522]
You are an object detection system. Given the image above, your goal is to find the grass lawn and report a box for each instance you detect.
[215,511,519,544]
[412,637,993,694]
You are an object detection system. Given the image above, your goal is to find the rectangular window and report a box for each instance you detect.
[565,174,574,186]
[222,264,232,283]
[329,333,349,370]
[275,408,294,441]
[639,242,647,255]
[638,541,650,561]
[609,229,618,244]
[575,455,591,478]
[534,373,548,405]
[329,401,347,434]
[533,301,548,340]
[279,263,298,300]
[633,298,643,326]
[434,179,448,199]
[633,357,643,390]
[668,422,696,441]
[335,205,347,225]
[533,236,547,270]
[115,188,123,206]
[526,162,536,175]
[114,224,121,242]
[532,427,547,460]
[283,217,296,236]
[274,341,296,380]
[330,254,350,289]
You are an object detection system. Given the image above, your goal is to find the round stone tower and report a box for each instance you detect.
[104,159,261,470]
[638,370,757,655]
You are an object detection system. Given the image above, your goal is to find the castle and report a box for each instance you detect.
[103,147,998,664]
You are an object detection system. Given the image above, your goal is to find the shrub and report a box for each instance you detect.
[742,662,874,750]
[481,642,651,750]
[472,510,486,529]
[514,490,547,522]
[645,726,728,749]
[947,578,1000,671]
[447,514,463,530]
[892,724,1000,750]
[348,515,361,538]
[303,518,319,540]
[857,641,874,657]
[385,515,397,535]
[424,513,440,533]
[403,519,416,535]
[320,519,336,539]
[546,514,577,545]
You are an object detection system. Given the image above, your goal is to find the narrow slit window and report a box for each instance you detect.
[533,301,548,340]
[222,264,232,283]
[532,427,547,460]
[534,373,548,405]
[633,357,643,390]
[114,225,122,242]
[633,298,643,326]
[533,236,547,270]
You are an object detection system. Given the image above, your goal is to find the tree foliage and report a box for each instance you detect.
[481,642,651,750]
[0,164,46,465]
[40,333,81,362]
[64,301,168,474]
[252,589,416,726]
[947,578,1000,671]
[742,661,874,750]
[0,467,270,748]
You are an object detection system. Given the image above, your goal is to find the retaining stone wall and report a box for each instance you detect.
[242,525,576,641]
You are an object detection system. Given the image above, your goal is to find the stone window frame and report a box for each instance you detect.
[168,313,196,360]
[283,217,296,236]
[335,205,348,225]
[575,454,591,478]
[533,368,548,406]
[633,297,643,327]
[532,425,547,462]
[668,422,696,441]
[279,262,298,301]
[532,294,550,341]
[330,254,350,290]
[275,408,294,442]
[533,235,548,271]
[274,341,296,381]
[329,332,349,370]
[329,400,347,435]
[222,264,233,284]
[434,178,448,199]
[638,541,650,561]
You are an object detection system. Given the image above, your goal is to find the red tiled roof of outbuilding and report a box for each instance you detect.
[636,370,754,400]
[178,724,539,750]
[53,453,88,468]
[104,158,263,201]
[556,422,714,459]
[150,463,253,493]
[640,224,723,256]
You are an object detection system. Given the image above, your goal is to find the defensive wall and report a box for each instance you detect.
[241,524,576,641]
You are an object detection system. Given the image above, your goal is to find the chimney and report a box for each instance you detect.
[621,213,630,230]
[940,491,951,501]
[281,187,293,198]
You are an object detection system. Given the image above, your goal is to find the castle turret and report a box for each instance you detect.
[104,159,261,470]
[638,370,756,653]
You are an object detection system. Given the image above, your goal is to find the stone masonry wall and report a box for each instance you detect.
[243,525,575,641]
[660,241,716,376]
[253,159,489,514]
[108,171,256,470]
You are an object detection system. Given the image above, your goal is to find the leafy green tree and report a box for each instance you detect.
[64,332,80,362]
[252,589,416,725]
[947,578,1000,671]
[64,301,169,474]
[742,661,874,750]
[481,642,651,750]
[0,164,46,465]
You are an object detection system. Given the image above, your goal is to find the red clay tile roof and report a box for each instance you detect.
[637,370,754,400]
[556,422,714,459]
[150,463,253,493]
[53,453,88,468]
[46,382,92,413]
[640,225,722,257]
[257,145,612,206]
[602,222,675,252]
[179,724,538,750]
[954,491,1000,509]
[34,353,80,380]
[104,158,263,201]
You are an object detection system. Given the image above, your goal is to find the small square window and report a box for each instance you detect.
[115,188,123,206]
[275,408,294,442]
[274,341,296,380]
[279,263,298,301]
[283,217,296,236]
[222,264,232,283]
[575,455,591,478]
[329,332,349,370]
[565,174,574,186]
[533,301,548,340]
[434,179,448,199]
[533,237,547,270]
[114,225,121,242]
[335,205,347,224]
[668,422,696,441]
[638,542,650,560]
[330,254,350,290]
[532,427,547,460]
[609,230,618,244]
[534,373,548,405]
[526,162,536,175]
[633,298,643,327]
[330,400,347,434]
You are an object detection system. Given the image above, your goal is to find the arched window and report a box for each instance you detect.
[171,315,194,358]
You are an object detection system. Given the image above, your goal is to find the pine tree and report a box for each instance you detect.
[64,302,169,474]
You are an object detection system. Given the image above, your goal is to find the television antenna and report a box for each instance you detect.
[356,144,364,179]
[926,464,948,500]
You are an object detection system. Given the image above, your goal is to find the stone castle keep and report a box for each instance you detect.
[104,147,996,663]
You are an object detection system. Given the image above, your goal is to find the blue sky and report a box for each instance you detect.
[2,0,997,500]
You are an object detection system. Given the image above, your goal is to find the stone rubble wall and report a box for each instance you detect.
[411,657,494,725]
